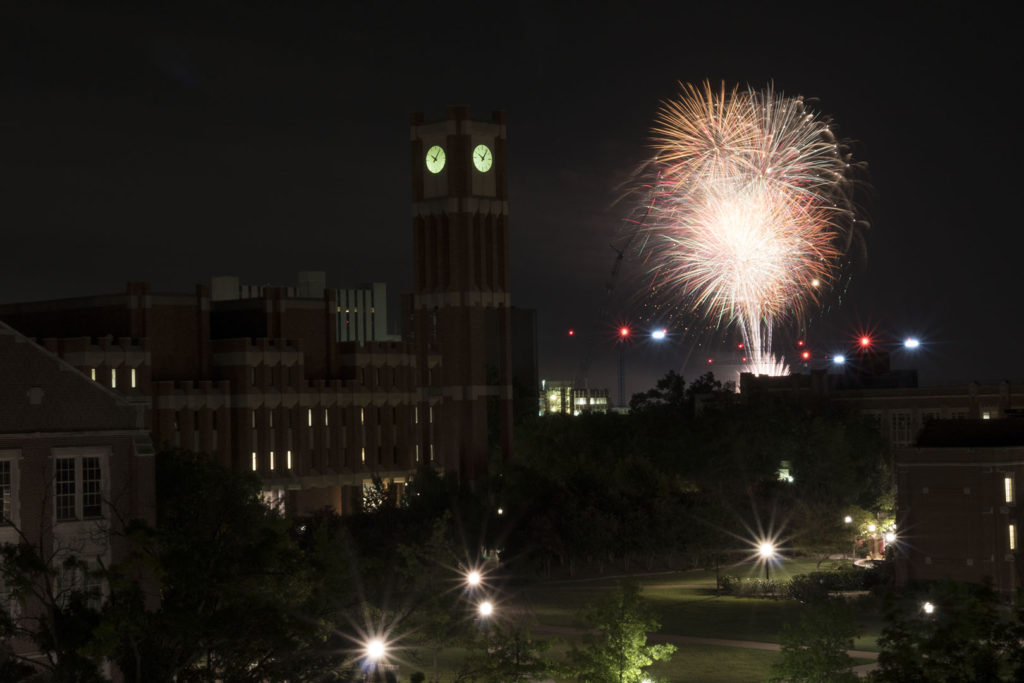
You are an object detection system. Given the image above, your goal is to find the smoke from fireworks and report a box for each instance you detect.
[636,81,864,376]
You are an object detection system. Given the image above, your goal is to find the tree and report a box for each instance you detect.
[568,580,675,683]
[95,450,347,681]
[872,580,1023,682]
[458,618,553,683]
[769,600,860,682]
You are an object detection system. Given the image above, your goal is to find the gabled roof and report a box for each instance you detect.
[0,322,142,433]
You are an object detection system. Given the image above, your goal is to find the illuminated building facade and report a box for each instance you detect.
[539,380,610,416]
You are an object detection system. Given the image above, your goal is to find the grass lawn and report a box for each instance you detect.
[393,560,886,681]
[521,558,885,650]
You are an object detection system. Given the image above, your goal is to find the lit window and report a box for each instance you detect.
[110,368,117,389]
[1011,524,1018,551]
[251,452,257,471]
[430,444,434,462]
[415,444,420,462]
[415,407,419,424]
[307,409,312,427]
[0,461,10,523]
[429,406,434,423]
[324,409,329,427]
[361,447,366,463]
[130,368,137,388]
[90,368,96,381]
[286,450,292,470]
[1007,476,1015,504]
[360,408,365,425]
[982,411,992,420]
[54,455,103,521]
[269,451,275,470]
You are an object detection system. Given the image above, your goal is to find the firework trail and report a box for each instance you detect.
[636,81,864,376]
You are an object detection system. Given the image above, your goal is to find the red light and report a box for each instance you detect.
[619,326,630,338]
[707,358,713,364]
[568,329,575,336]
[860,336,871,347]
[741,356,747,362]
[797,340,804,347]
[737,343,744,349]
[801,350,811,360]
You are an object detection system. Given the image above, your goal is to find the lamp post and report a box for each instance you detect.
[363,637,386,682]
[758,542,776,581]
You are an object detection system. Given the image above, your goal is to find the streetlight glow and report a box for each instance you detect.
[833,354,846,365]
[844,515,853,524]
[478,600,494,617]
[651,328,667,340]
[365,638,386,662]
[922,601,935,615]
[904,337,920,349]
[758,542,775,559]
[466,570,481,587]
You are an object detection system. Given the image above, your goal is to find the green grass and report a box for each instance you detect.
[394,560,886,681]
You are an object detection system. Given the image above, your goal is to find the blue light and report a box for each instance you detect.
[833,354,846,365]
[904,337,920,349]
[651,328,667,340]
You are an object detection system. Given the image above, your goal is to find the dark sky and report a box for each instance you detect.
[3,1,1022,395]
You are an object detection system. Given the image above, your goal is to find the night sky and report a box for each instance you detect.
[3,2,1022,395]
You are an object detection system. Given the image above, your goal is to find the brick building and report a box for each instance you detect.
[894,420,1022,595]
[0,107,530,514]
[0,322,155,669]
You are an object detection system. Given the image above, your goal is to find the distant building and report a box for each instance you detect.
[894,419,1022,596]
[740,354,1024,448]
[0,322,155,671]
[211,272,401,344]
[539,380,611,416]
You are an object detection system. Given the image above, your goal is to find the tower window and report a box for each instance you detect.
[110,368,117,389]
[1006,476,1015,504]
[130,368,137,388]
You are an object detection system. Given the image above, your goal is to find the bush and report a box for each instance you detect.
[718,575,781,597]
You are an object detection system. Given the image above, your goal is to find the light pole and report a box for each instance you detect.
[758,542,776,581]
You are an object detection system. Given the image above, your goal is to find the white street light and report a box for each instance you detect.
[922,601,935,615]
[365,637,386,662]
[758,541,776,581]
[466,570,481,588]
[844,515,853,524]
[478,600,494,618]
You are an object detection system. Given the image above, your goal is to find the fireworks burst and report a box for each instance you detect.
[636,81,865,376]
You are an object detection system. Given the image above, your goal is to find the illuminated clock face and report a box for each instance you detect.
[425,145,446,174]
[472,144,493,172]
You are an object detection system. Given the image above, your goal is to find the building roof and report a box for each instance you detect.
[0,322,142,433]
[916,418,1024,448]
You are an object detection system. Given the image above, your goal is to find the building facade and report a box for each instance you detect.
[894,421,1022,595]
[409,107,514,480]
[0,322,155,670]
[539,380,611,416]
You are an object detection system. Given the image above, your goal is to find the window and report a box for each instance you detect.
[415,444,420,462]
[415,406,419,424]
[251,367,257,386]
[360,408,365,425]
[890,412,912,447]
[982,411,992,420]
[54,455,103,522]
[251,410,256,428]
[269,411,274,428]
[361,447,366,464]
[110,368,117,389]
[1006,476,1015,504]
[286,450,292,470]
[270,451,275,470]
[307,408,313,427]
[1011,524,1017,551]
[0,576,17,620]
[130,368,137,388]
[90,368,96,381]
[251,452,257,471]
[55,560,103,610]
[324,409,329,427]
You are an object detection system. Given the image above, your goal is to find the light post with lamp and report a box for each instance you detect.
[758,542,776,581]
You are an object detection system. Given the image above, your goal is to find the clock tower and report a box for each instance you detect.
[410,106,513,480]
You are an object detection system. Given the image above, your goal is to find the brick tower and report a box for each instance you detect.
[410,106,513,480]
